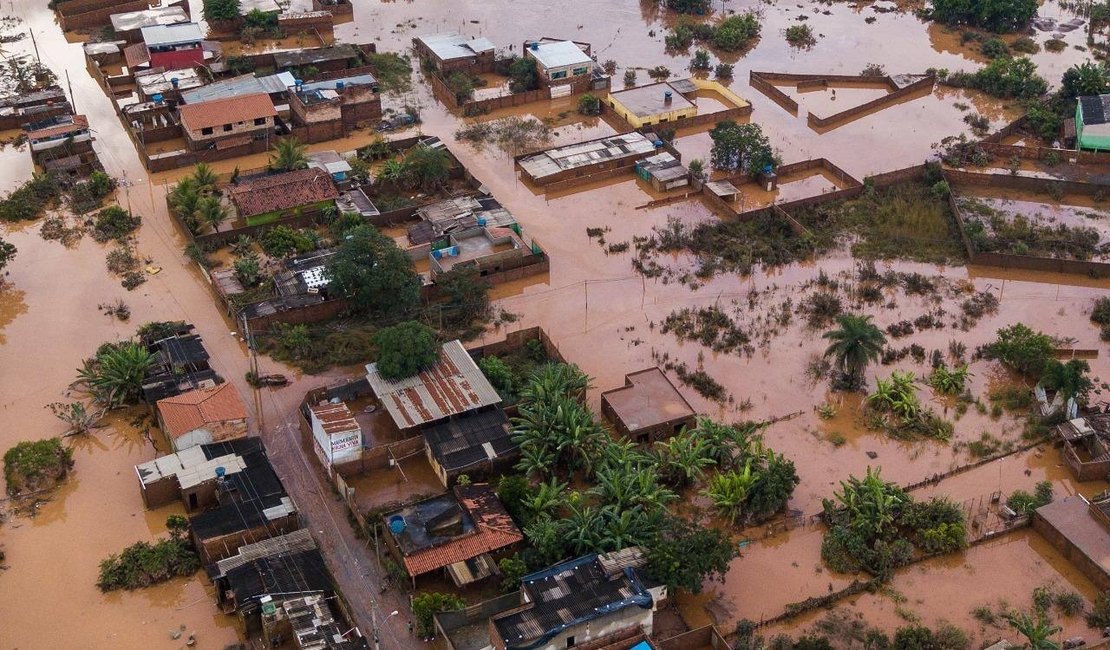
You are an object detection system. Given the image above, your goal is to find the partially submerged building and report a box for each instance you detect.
[136,437,261,510]
[290,74,382,142]
[109,4,190,42]
[141,327,222,403]
[228,168,339,226]
[1056,415,1110,481]
[381,483,523,586]
[188,439,299,564]
[522,38,594,87]
[490,548,663,650]
[422,408,516,487]
[177,92,276,152]
[307,400,363,468]
[138,23,206,70]
[155,381,249,451]
[607,81,697,128]
[365,339,502,432]
[1033,494,1110,590]
[414,32,496,74]
[263,593,370,650]
[635,152,688,192]
[516,132,658,186]
[180,71,295,106]
[24,114,97,173]
[601,368,696,443]
[1077,94,1110,152]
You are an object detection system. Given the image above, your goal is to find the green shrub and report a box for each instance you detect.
[4,438,73,494]
[91,206,141,242]
[412,592,465,637]
[374,321,438,380]
[97,530,200,592]
[713,13,761,51]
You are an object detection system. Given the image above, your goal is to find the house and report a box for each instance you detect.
[516,132,658,186]
[404,195,517,254]
[422,408,516,486]
[188,438,299,565]
[135,68,205,101]
[1033,494,1110,591]
[24,115,93,167]
[140,23,205,70]
[0,87,71,130]
[381,483,523,586]
[141,328,222,402]
[635,152,689,192]
[490,548,663,650]
[1055,415,1110,481]
[216,547,331,621]
[274,44,361,74]
[1077,94,1110,151]
[308,150,354,183]
[289,75,382,141]
[262,594,370,650]
[365,339,501,431]
[601,368,697,443]
[228,168,339,226]
[429,225,533,280]
[109,4,190,42]
[177,92,276,152]
[307,401,363,468]
[180,71,295,105]
[413,33,496,74]
[523,38,594,86]
[608,82,697,128]
[336,187,379,218]
[135,437,260,510]
[156,382,249,451]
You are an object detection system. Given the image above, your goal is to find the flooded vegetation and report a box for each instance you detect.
[0,0,1109,646]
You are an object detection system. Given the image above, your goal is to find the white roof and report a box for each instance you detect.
[110,6,190,32]
[418,32,496,61]
[135,446,248,490]
[529,40,592,69]
[141,23,204,47]
[365,339,501,429]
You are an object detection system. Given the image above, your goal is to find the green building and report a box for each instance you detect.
[1077,94,1110,152]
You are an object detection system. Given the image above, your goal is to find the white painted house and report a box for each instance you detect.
[307,401,363,468]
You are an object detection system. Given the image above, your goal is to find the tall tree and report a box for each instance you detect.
[195,196,229,233]
[325,225,420,320]
[822,314,886,388]
[373,321,439,380]
[1061,61,1110,98]
[0,236,15,274]
[709,121,778,176]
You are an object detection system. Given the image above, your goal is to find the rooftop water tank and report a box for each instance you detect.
[152,93,164,104]
[170,77,179,88]
[388,515,406,535]
[336,81,345,90]
[530,41,538,51]
[215,466,226,478]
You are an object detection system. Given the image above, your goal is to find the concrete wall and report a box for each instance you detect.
[807,75,935,128]
[1033,509,1110,591]
[1062,443,1110,482]
[185,117,273,150]
[56,0,149,30]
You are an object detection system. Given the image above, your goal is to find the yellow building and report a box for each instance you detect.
[606,80,698,128]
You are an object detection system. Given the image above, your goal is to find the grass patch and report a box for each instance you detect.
[4,438,73,495]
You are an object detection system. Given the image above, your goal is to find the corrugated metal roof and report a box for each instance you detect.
[180,72,293,104]
[518,132,655,180]
[135,445,248,489]
[418,32,495,60]
[308,401,360,435]
[300,73,377,92]
[1080,94,1110,126]
[365,339,500,429]
[141,23,204,47]
[528,40,592,69]
[111,5,189,32]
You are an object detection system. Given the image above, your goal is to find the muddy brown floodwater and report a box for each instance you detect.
[0,0,1105,646]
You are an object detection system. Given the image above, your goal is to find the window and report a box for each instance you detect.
[551,70,567,80]
[572,67,588,76]
[254,118,266,126]
[200,127,213,136]
[566,636,576,648]
[223,124,233,132]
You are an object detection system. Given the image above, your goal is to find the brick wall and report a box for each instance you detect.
[807,75,935,128]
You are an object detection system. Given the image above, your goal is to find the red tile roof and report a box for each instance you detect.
[228,168,338,217]
[26,115,89,140]
[401,484,523,577]
[178,92,276,132]
[124,42,151,69]
[157,382,248,438]
[308,402,360,435]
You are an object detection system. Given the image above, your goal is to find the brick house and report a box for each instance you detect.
[177,92,276,152]
[228,168,339,226]
[155,382,249,451]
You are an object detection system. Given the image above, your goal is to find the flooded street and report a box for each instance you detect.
[0,0,1106,646]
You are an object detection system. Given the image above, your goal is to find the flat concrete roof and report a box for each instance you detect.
[602,368,695,433]
[610,82,695,118]
[527,40,591,69]
[417,32,495,61]
[1036,495,1110,577]
[111,5,189,32]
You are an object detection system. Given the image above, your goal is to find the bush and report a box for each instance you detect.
[981,323,1054,377]
[713,13,761,51]
[714,63,733,79]
[980,37,1009,58]
[962,57,1048,99]
[1006,480,1053,514]
[412,592,464,637]
[1088,591,1110,628]
[690,49,711,70]
[929,0,1037,32]
[623,69,637,86]
[202,0,240,22]
[666,0,710,14]
[507,57,538,93]
[784,24,816,48]
[4,438,73,494]
[259,225,314,257]
[374,321,438,380]
[577,93,601,115]
[0,173,62,222]
[91,206,141,242]
[233,254,262,287]
[97,531,200,591]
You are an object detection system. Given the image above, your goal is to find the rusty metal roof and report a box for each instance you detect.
[308,401,360,435]
[365,339,500,429]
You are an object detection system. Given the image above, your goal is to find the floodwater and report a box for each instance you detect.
[0,0,1104,646]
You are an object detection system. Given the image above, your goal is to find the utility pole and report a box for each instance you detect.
[65,70,75,114]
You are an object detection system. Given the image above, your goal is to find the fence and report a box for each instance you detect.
[807,75,935,129]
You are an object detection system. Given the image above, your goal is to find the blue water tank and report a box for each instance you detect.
[215,466,226,478]
[530,41,538,51]
[388,515,406,535]
[170,77,179,88]
[336,81,345,90]
[664,90,672,101]
[476,216,486,226]
[295,79,303,87]
[653,140,664,148]
[152,93,164,104]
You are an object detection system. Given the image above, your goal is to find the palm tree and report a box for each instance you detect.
[522,363,591,404]
[169,177,202,231]
[564,503,604,555]
[375,159,409,186]
[269,137,308,172]
[76,343,154,407]
[191,162,218,190]
[598,505,653,551]
[524,477,567,517]
[691,418,761,468]
[195,195,229,232]
[515,440,556,480]
[823,314,886,389]
[1005,609,1061,650]
[832,467,907,541]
